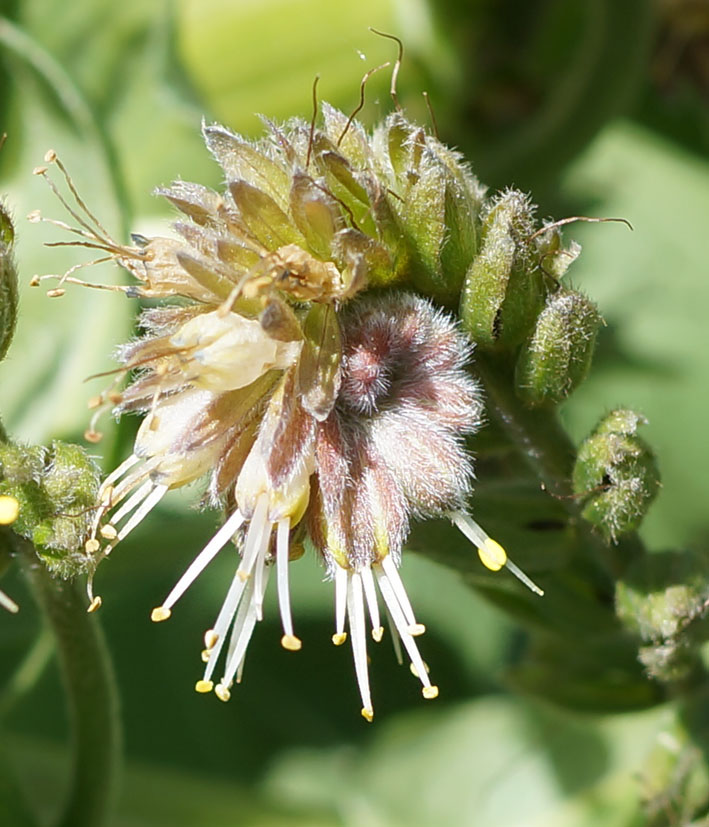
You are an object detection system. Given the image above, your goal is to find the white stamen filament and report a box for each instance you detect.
[360,565,383,641]
[252,521,271,621]
[237,494,269,579]
[222,565,272,689]
[383,601,404,665]
[333,566,348,645]
[374,567,434,694]
[202,570,249,682]
[115,484,168,543]
[276,517,296,640]
[109,479,153,526]
[380,555,418,627]
[0,590,19,613]
[347,572,373,720]
[449,511,544,596]
[161,509,245,611]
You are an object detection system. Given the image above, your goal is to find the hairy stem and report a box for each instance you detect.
[15,536,120,827]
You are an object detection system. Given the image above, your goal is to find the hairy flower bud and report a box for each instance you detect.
[515,288,602,405]
[459,189,544,349]
[573,410,660,542]
[0,199,17,363]
[616,551,709,681]
[0,440,101,577]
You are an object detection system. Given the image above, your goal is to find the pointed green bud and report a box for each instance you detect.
[573,409,660,542]
[0,440,101,578]
[383,115,485,305]
[0,200,17,363]
[616,551,709,682]
[515,288,601,405]
[459,189,544,347]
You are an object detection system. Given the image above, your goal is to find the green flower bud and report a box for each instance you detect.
[0,439,101,578]
[573,409,660,542]
[616,551,709,682]
[459,189,544,348]
[0,200,17,363]
[381,116,485,305]
[515,288,601,405]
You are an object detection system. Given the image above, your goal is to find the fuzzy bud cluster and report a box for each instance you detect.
[573,409,660,543]
[0,440,101,577]
[616,550,709,682]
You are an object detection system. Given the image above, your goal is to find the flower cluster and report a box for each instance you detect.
[33,104,541,719]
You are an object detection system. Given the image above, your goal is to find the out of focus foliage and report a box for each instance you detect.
[1,1,708,825]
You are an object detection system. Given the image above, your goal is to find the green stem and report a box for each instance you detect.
[15,536,120,827]
[475,351,645,579]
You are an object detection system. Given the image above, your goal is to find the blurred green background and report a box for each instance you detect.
[1,0,708,824]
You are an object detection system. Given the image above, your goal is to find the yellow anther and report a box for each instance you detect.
[203,629,218,649]
[32,166,47,176]
[422,685,439,700]
[201,649,211,663]
[27,211,42,224]
[408,623,426,637]
[87,596,102,613]
[372,626,384,643]
[361,706,374,722]
[237,569,250,582]
[88,395,103,410]
[84,538,100,554]
[477,538,507,572]
[44,149,57,163]
[151,606,171,622]
[0,496,20,525]
[101,485,114,506]
[195,680,213,693]
[108,392,123,404]
[29,274,40,286]
[46,288,66,298]
[215,683,231,702]
[331,632,347,646]
[84,429,103,444]
[100,524,118,541]
[281,634,302,651]
[410,661,430,679]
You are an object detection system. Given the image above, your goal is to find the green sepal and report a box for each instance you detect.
[0,201,17,363]
[459,189,544,347]
[572,409,660,542]
[515,288,601,405]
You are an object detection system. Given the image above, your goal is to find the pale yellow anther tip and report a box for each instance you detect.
[410,661,430,678]
[29,274,41,286]
[88,395,103,410]
[84,538,100,554]
[408,623,426,637]
[201,649,211,663]
[84,429,103,444]
[100,524,118,541]
[281,634,302,652]
[195,679,213,694]
[215,683,231,702]
[27,212,41,224]
[44,149,57,163]
[108,392,123,404]
[478,538,506,572]
[46,288,65,298]
[237,569,250,582]
[203,629,218,649]
[361,706,374,722]
[0,495,20,526]
[372,626,384,643]
[332,632,347,646]
[32,166,47,176]
[87,596,102,613]
[422,685,439,700]
[151,606,171,623]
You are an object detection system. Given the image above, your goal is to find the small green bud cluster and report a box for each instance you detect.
[573,409,660,543]
[616,551,709,682]
[0,197,17,363]
[0,440,101,578]
[457,189,598,405]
